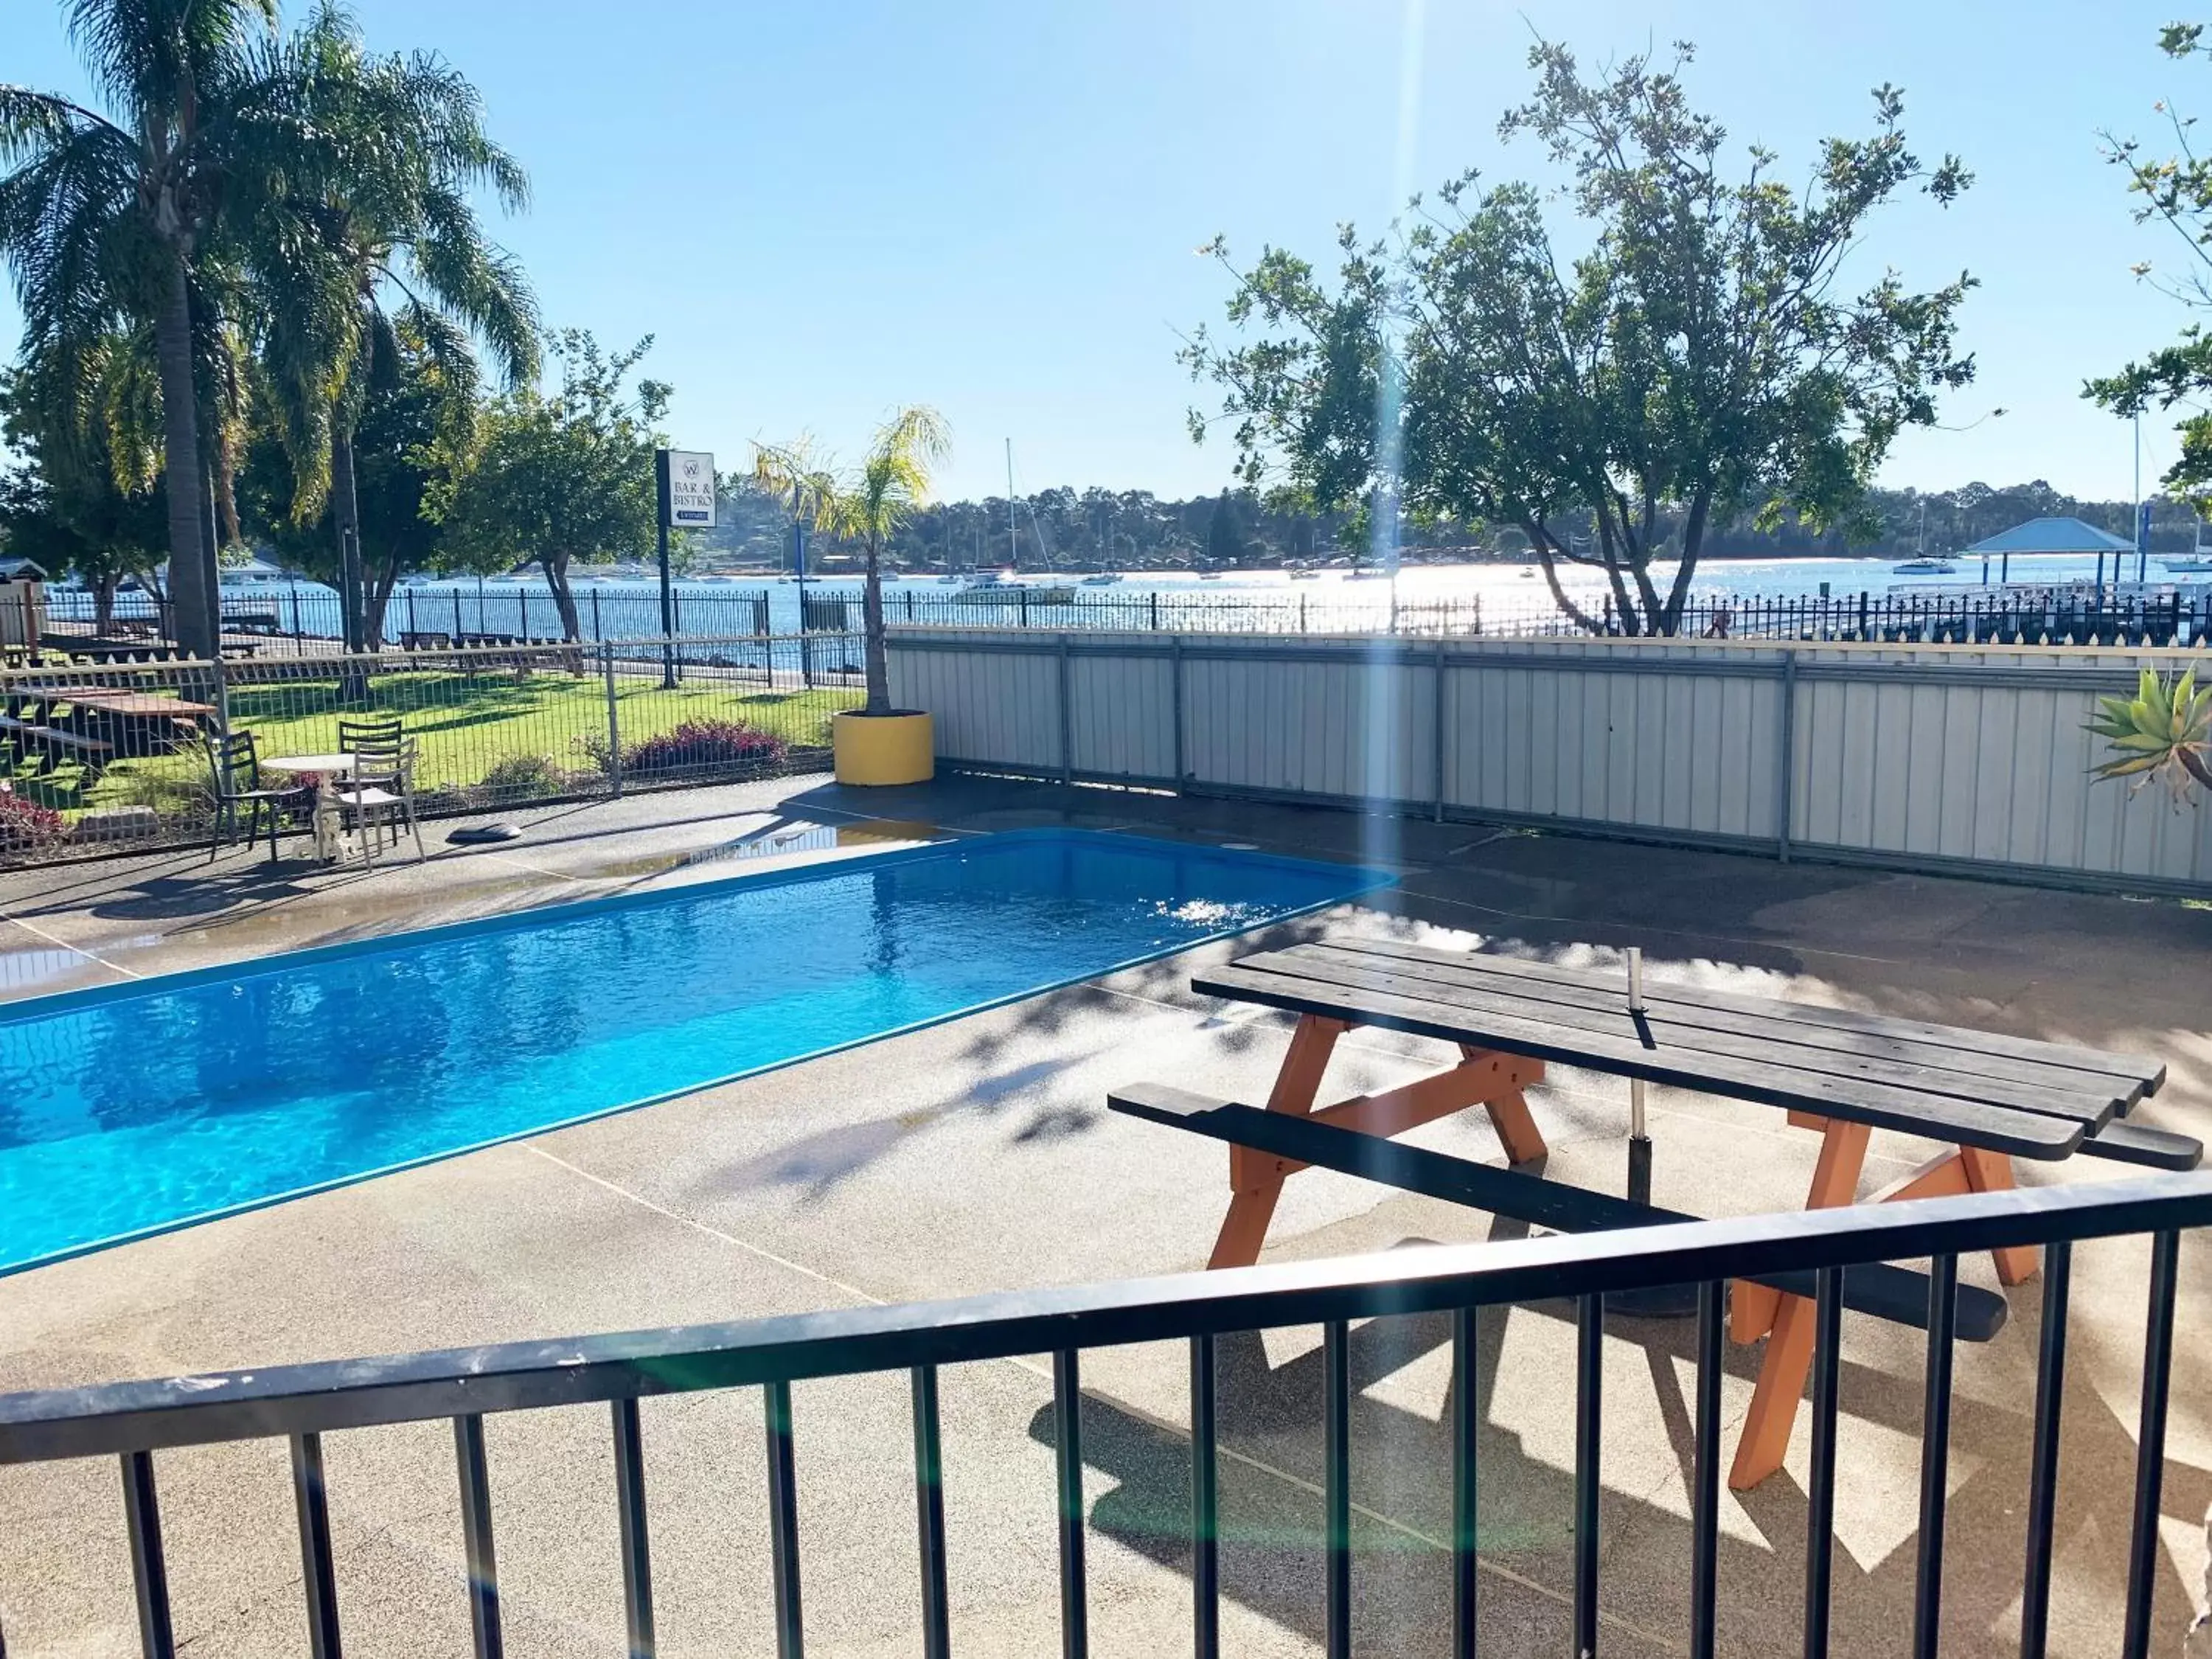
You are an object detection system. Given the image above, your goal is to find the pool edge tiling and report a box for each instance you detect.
[0,830,1391,1276]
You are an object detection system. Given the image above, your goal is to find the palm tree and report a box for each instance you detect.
[0,0,310,660]
[251,8,538,653]
[755,406,950,715]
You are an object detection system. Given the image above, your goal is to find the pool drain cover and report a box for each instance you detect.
[448,823,524,844]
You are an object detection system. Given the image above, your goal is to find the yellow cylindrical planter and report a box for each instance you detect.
[833,710,934,786]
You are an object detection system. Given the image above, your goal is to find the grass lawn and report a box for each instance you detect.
[12,667,860,821]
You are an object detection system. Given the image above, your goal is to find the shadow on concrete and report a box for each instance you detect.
[1025,1240,2212,1658]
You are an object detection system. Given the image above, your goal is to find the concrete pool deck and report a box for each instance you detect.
[1,772,2208,1657]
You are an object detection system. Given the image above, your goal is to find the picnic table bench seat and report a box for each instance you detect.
[1108,1082,2012,1340]
[1119,933,2190,1491]
[0,714,114,775]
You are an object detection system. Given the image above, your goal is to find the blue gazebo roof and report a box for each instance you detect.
[1963,516,2133,555]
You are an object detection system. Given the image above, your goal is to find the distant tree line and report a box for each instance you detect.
[700,476,2204,572]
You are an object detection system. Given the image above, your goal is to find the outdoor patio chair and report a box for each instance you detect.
[334,733,425,868]
[335,715,403,752]
[204,730,310,864]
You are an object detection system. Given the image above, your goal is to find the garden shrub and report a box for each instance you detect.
[0,790,66,854]
[619,719,787,777]
[478,753,566,797]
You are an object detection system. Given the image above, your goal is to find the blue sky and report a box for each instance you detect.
[1,0,2202,503]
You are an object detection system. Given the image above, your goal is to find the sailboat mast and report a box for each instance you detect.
[1006,439,1017,572]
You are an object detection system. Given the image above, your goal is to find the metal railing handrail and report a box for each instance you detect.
[5,1172,2205,1464]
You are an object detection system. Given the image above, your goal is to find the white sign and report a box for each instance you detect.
[665,450,717,528]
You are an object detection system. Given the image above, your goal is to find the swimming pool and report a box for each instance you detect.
[0,830,1387,1274]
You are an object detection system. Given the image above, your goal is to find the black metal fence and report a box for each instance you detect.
[0,1174,2200,1659]
[15,580,2211,658]
[0,635,867,865]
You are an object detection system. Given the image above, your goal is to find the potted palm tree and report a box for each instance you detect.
[755,407,948,785]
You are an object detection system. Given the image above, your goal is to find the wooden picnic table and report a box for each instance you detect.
[40,687,218,719]
[29,686,218,761]
[1111,936,2191,1489]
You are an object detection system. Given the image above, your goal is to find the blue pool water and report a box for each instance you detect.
[0,831,1385,1273]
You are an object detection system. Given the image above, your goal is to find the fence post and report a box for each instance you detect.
[212,652,232,737]
[593,587,603,640]
[1432,640,1447,822]
[454,590,465,639]
[1170,633,1186,790]
[1020,588,1031,627]
[1057,633,1074,785]
[1775,648,1797,863]
[1150,591,1159,631]
[602,642,624,799]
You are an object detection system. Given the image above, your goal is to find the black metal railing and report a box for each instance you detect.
[0,1173,2203,1659]
[15,580,2212,658]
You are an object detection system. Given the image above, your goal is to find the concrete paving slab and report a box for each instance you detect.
[1,769,2207,1657]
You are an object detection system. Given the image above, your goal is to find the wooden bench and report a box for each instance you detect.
[0,715,114,776]
[1121,936,2189,1489]
[1109,1082,2013,1340]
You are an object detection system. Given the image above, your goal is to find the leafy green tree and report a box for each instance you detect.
[2085,24,2212,499]
[237,329,457,643]
[1205,487,1245,566]
[1185,41,1976,633]
[0,345,168,631]
[250,6,537,653]
[755,406,950,714]
[0,0,340,657]
[422,330,665,641]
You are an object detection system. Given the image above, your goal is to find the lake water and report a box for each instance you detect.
[112,547,2202,642]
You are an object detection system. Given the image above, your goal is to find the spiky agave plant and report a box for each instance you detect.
[2087,668,2212,805]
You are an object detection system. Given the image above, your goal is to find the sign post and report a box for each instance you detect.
[655,449,714,689]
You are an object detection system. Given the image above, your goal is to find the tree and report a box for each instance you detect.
[0,346,168,632]
[0,0,332,658]
[1184,41,1977,633]
[1206,488,1245,566]
[755,406,950,715]
[237,328,456,644]
[2085,24,2212,499]
[422,330,664,641]
[251,7,538,653]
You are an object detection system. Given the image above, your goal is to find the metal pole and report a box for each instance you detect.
[603,641,623,799]
[655,448,677,689]
[2135,411,2146,585]
[795,519,812,690]
[1627,946,1649,1198]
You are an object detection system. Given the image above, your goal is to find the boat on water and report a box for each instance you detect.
[936,571,962,585]
[2163,557,2212,574]
[954,582,1075,605]
[1288,567,1320,581]
[1080,571,1122,585]
[1199,571,1223,581]
[1891,557,1955,576]
[1345,566,1388,581]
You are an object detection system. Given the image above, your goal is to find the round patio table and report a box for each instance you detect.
[259,753,361,863]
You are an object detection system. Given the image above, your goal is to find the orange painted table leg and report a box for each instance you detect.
[1207,1015,1343,1269]
[1204,1018,1548,1270]
[1728,1124,2039,1489]
[1729,1119,1871,1489]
